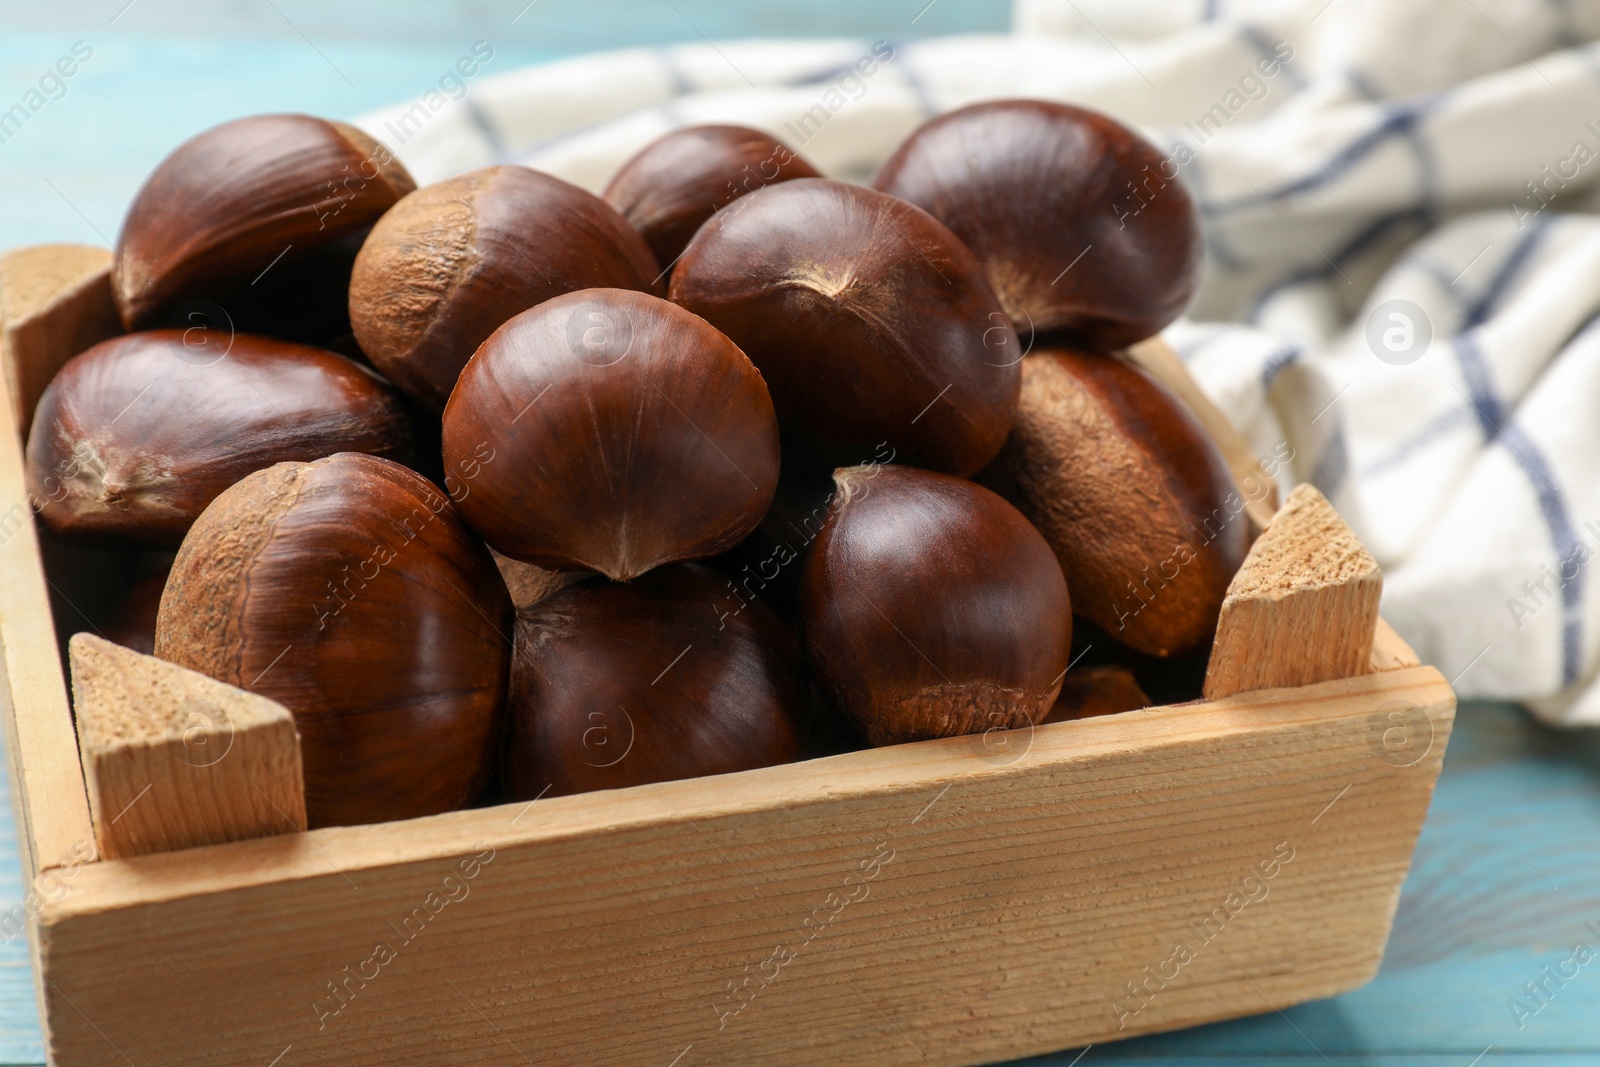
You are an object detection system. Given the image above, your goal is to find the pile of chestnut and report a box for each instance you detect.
[28,102,1247,829]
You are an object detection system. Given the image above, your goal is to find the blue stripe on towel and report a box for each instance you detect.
[1310,421,1350,495]
[1365,218,1563,481]
[1500,424,1583,684]
[1464,217,1554,329]
[1185,149,1249,272]
[789,48,883,86]
[1415,257,1468,306]
[517,44,762,163]
[1205,98,1442,217]
[1246,207,1429,322]
[1547,0,1583,50]
[1241,24,1306,89]
[1564,303,1600,346]
[1260,344,1302,388]
[1345,68,1387,101]
[462,97,508,161]
[657,47,695,96]
[1339,71,1441,224]
[1452,331,1506,437]
[1360,404,1476,479]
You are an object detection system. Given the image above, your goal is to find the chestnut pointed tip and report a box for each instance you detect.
[25,332,412,544]
[442,289,779,584]
[670,179,1019,476]
[594,560,647,583]
[829,465,877,509]
[874,99,1202,345]
[112,114,416,330]
[351,166,660,408]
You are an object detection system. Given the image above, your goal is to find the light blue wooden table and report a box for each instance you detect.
[3,3,1599,1064]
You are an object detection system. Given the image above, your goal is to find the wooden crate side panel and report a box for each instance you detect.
[0,245,119,439]
[1372,617,1421,671]
[0,246,106,883]
[38,668,1454,1067]
[0,358,93,884]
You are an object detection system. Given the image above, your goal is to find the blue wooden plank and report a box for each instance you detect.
[0,753,45,1066]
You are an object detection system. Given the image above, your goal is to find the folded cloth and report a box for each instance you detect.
[357,0,1600,725]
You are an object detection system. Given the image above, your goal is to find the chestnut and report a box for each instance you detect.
[349,165,661,410]
[154,453,511,827]
[504,564,806,798]
[1042,665,1151,723]
[979,347,1248,657]
[800,464,1072,746]
[26,331,411,546]
[872,100,1202,349]
[114,114,415,330]
[602,124,821,271]
[491,549,592,611]
[668,178,1020,477]
[441,288,779,580]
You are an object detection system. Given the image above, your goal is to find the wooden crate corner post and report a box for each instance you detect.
[1205,483,1383,699]
[0,244,120,440]
[68,633,306,860]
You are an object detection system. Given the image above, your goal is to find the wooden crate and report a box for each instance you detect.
[0,245,1454,1067]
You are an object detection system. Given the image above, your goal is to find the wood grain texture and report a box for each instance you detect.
[1371,617,1422,671]
[0,267,94,883]
[0,244,105,1067]
[36,666,1453,1067]
[0,245,120,440]
[1126,337,1278,535]
[68,634,305,861]
[1205,484,1382,701]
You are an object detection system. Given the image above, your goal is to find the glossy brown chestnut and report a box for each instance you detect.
[800,464,1072,746]
[979,347,1249,657]
[503,563,806,798]
[669,178,1021,477]
[154,453,511,827]
[26,331,411,546]
[441,288,779,580]
[603,124,821,271]
[872,100,1202,349]
[1042,665,1151,723]
[349,165,661,410]
[114,114,415,330]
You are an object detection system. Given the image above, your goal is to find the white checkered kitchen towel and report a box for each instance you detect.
[357,0,1600,726]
